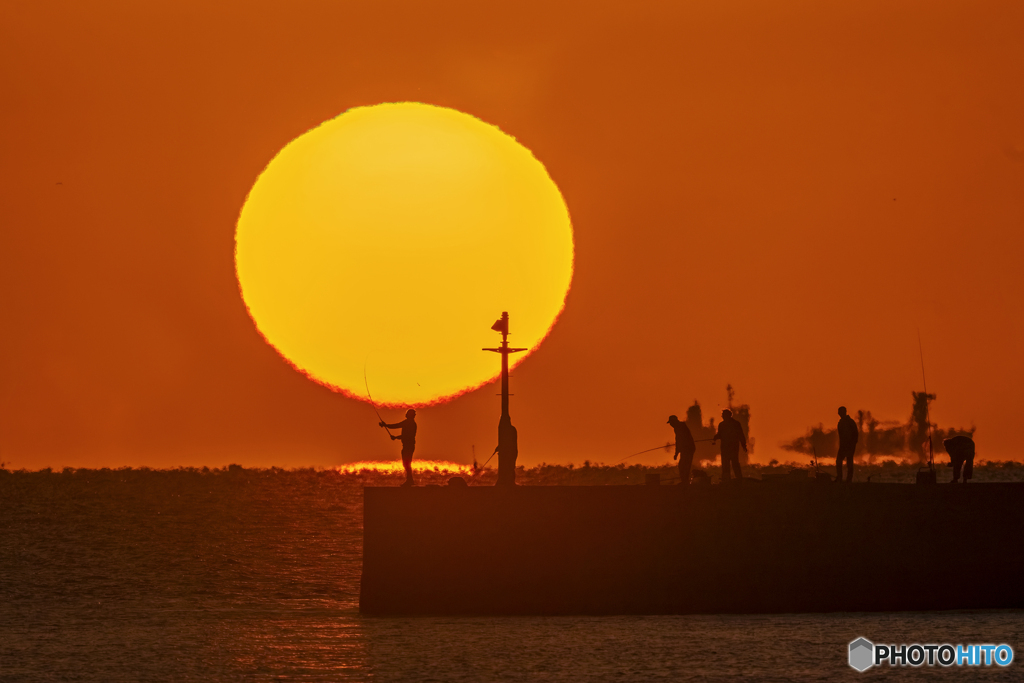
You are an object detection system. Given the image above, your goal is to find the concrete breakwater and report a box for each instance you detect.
[360,483,1024,615]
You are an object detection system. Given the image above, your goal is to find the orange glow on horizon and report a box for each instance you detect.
[337,460,473,475]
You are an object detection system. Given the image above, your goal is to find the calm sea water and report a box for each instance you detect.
[1,469,1021,682]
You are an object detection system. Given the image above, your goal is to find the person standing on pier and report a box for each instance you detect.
[381,409,418,487]
[713,409,747,484]
[836,406,858,483]
[944,435,975,484]
[492,414,519,486]
[668,414,696,485]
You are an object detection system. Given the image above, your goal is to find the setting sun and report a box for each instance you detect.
[235,102,574,406]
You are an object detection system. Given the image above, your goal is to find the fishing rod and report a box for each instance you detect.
[615,438,715,465]
[480,449,498,469]
[363,364,394,440]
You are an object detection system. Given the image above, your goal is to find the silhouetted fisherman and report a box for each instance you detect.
[712,409,747,484]
[944,435,975,484]
[668,414,696,485]
[381,409,417,487]
[493,414,519,486]
[836,406,859,483]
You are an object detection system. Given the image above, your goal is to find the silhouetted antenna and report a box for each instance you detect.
[917,330,928,396]
[483,312,527,419]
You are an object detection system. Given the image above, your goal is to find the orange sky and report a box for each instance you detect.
[2,1,1022,469]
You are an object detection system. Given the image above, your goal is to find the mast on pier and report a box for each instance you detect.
[483,312,527,485]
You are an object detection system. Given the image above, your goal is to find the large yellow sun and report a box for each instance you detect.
[235,102,573,406]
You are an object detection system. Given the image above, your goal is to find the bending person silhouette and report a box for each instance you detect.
[381,409,417,487]
[836,406,859,483]
[668,415,696,485]
[944,435,975,484]
[712,409,747,484]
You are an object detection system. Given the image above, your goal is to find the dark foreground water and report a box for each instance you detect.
[1,469,1021,681]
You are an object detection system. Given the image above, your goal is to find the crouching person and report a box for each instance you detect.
[944,435,975,484]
